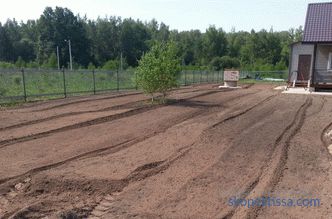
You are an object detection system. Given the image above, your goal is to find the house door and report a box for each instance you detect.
[297,55,312,81]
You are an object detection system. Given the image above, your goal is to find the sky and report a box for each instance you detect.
[0,0,329,32]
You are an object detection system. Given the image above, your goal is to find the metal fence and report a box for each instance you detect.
[0,68,288,103]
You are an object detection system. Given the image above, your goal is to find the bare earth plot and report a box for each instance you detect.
[0,84,331,219]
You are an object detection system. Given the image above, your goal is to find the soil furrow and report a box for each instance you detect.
[88,146,193,218]
[0,105,159,149]
[0,89,242,149]
[4,145,193,219]
[0,108,207,185]
[0,90,261,186]
[0,99,148,132]
[0,89,217,133]
[30,92,142,112]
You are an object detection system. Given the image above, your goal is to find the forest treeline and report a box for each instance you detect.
[0,6,303,70]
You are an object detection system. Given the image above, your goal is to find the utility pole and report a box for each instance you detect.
[65,39,73,70]
[56,46,60,70]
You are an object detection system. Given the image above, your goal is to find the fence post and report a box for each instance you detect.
[21,68,27,102]
[116,69,119,91]
[92,69,96,95]
[192,71,194,84]
[192,70,196,84]
[62,67,67,98]
[184,70,187,86]
[135,71,138,90]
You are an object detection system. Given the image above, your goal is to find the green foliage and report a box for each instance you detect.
[0,6,302,71]
[0,61,15,68]
[26,61,39,68]
[13,76,21,85]
[203,26,228,62]
[88,62,96,70]
[102,59,119,70]
[0,86,6,96]
[42,52,57,68]
[210,56,240,71]
[15,56,26,68]
[136,41,180,102]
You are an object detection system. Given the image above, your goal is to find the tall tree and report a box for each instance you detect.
[203,26,228,64]
[120,18,150,66]
[37,7,90,67]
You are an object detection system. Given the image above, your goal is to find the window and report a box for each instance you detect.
[328,52,332,70]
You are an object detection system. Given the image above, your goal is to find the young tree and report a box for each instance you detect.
[136,41,180,103]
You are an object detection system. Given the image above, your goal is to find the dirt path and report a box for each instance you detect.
[0,84,331,219]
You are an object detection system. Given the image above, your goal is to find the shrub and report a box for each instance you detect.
[136,41,181,103]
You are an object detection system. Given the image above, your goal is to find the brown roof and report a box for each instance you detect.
[303,2,332,42]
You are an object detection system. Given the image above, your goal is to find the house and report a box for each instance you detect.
[289,2,332,89]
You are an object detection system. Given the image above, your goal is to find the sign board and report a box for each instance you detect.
[224,70,240,82]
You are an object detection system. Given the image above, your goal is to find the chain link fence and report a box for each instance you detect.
[0,68,288,103]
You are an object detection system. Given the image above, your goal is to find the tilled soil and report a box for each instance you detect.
[0,84,331,219]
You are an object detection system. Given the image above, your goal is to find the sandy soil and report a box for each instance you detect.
[0,83,331,219]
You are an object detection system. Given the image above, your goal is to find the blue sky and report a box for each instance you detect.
[0,0,329,32]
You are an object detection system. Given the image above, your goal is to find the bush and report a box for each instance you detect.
[210,56,240,71]
[102,59,128,70]
[136,41,181,102]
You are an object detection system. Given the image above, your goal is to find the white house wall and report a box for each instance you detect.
[290,43,315,79]
[315,44,332,70]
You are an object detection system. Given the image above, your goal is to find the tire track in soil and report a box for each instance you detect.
[223,97,312,219]
[153,93,278,218]
[320,117,332,157]
[211,94,277,128]
[307,96,326,118]
[0,91,268,186]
